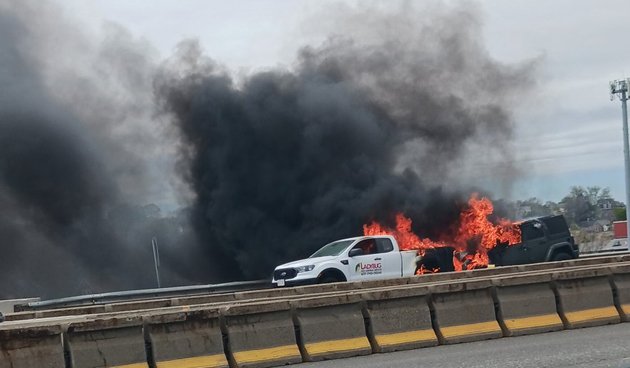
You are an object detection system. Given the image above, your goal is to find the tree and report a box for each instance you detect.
[599,187,612,201]
[561,186,595,226]
[614,207,627,221]
[516,197,553,218]
[587,186,601,205]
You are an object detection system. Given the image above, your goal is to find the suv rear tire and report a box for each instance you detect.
[551,252,572,262]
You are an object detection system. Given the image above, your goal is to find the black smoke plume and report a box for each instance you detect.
[0,1,535,298]
[156,3,535,280]
[0,1,195,298]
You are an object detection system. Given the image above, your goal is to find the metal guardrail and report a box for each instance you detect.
[579,250,630,257]
[20,280,271,311]
[16,250,630,312]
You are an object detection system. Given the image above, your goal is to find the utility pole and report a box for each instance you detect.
[151,237,161,288]
[610,78,630,245]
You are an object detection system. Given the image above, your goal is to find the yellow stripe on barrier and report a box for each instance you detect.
[504,313,563,332]
[621,304,630,316]
[305,336,371,356]
[156,354,229,368]
[374,329,437,347]
[233,344,301,365]
[110,364,148,368]
[564,306,620,324]
[439,321,501,339]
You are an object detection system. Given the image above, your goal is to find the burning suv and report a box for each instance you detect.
[488,215,579,265]
[420,215,579,271]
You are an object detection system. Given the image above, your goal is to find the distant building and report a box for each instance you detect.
[595,219,611,232]
[598,198,625,221]
[598,198,614,210]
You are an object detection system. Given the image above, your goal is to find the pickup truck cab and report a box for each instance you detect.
[272,235,418,287]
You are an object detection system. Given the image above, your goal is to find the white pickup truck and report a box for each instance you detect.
[272,235,419,287]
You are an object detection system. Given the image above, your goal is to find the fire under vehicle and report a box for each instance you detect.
[272,215,579,287]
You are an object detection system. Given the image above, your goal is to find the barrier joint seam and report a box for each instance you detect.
[291,306,308,362]
[426,293,444,345]
[609,275,626,322]
[218,313,236,368]
[360,302,377,353]
[491,286,509,337]
[143,323,156,368]
[550,280,569,328]
[62,331,72,368]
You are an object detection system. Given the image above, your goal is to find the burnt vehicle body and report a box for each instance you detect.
[488,215,578,265]
[420,215,578,271]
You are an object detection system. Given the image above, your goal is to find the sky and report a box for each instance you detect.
[59,0,630,203]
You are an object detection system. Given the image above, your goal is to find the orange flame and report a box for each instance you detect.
[362,194,521,272]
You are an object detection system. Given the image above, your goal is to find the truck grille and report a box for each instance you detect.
[274,268,297,280]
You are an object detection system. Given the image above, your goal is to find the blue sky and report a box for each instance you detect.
[60,0,630,204]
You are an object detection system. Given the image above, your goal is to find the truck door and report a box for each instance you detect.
[347,238,386,281]
[374,238,402,279]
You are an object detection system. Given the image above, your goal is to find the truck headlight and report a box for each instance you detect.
[295,265,315,273]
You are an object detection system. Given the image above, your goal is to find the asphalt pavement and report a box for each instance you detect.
[301,323,630,368]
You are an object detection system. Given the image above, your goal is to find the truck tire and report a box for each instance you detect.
[551,251,572,262]
[318,275,340,284]
[317,269,346,284]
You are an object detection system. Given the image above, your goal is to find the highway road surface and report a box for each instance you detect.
[302,324,630,368]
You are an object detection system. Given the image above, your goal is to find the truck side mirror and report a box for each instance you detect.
[348,248,364,257]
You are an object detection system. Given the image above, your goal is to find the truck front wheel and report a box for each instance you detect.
[317,269,346,284]
[318,275,340,283]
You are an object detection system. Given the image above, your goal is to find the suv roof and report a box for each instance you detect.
[518,215,569,236]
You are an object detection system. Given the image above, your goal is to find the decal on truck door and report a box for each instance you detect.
[355,262,382,275]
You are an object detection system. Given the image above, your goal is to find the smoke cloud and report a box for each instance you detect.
[156,2,536,280]
[0,1,535,298]
[0,0,195,298]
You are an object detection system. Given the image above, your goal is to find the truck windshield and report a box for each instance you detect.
[310,239,355,258]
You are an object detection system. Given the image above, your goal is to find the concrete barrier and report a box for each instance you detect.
[65,316,148,367]
[5,305,108,322]
[14,257,630,323]
[493,273,563,336]
[222,301,301,368]
[291,294,371,361]
[2,311,37,322]
[552,267,621,329]
[361,285,437,352]
[234,287,302,300]
[0,325,65,368]
[610,264,630,322]
[145,309,228,368]
[5,262,630,368]
[430,280,502,344]
[111,292,239,313]
[0,298,40,314]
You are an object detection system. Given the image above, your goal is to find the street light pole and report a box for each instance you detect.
[610,79,630,244]
[151,237,161,288]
